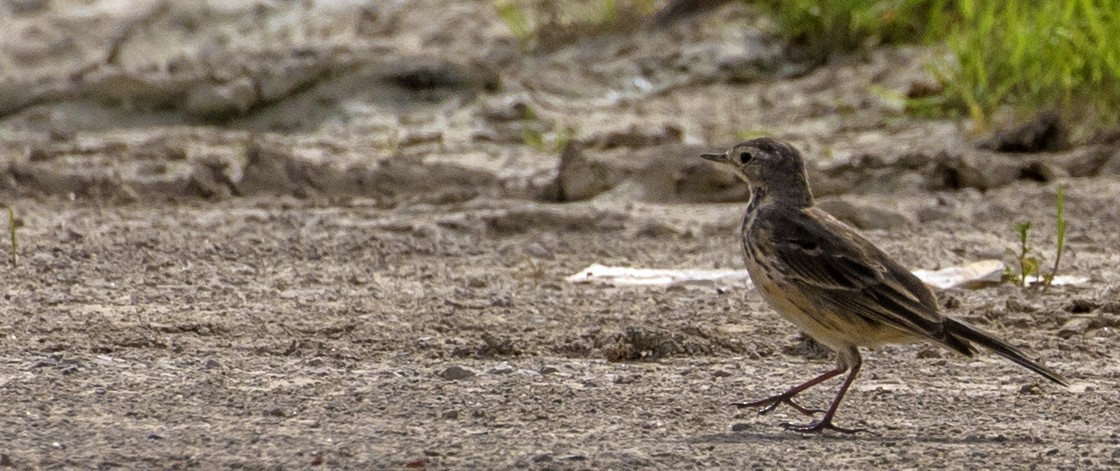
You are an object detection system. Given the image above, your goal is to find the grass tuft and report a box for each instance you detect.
[761,0,1120,132]
[939,0,1120,132]
[758,0,953,59]
[1004,187,1071,289]
[1007,221,1037,288]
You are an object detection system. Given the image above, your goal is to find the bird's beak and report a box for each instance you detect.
[700,152,726,162]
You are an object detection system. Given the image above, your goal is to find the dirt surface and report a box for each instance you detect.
[2,1,1120,469]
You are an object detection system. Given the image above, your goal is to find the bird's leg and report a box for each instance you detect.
[782,347,869,434]
[732,366,843,416]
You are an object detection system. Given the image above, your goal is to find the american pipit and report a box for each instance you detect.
[701,137,1067,434]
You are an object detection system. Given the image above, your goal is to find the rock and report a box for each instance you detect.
[483,206,627,234]
[383,58,498,92]
[80,69,177,109]
[930,151,1020,191]
[916,206,953,223]
[812,152,940,197]
[188,156,238,199]
[915,347,943,359]
[184,77,258,120]
[477,97,530,122]
[439,365,477,380]
[525,243,553,260]
[816,197,913,230]
[626,220,688,238]
[979,111,1067,152]
[667,156,747,203]
[1096,149,1120,175]
[652,0,734,26]
[552,142,747,203]
[489,363,515,375]
[254,54,331,102]
[556,142,629,201]
[235,139,495,199]
[237,141,297,195]
[1057,317,1092,339]
[1017,160,1068,183]
[1052,145,1114,177]
[582,124,682,150]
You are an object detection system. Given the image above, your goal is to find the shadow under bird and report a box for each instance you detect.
[700,137,1067,434]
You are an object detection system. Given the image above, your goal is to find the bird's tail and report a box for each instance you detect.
[945,318,1068,387]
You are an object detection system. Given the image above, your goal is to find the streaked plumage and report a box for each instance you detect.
[701,137,1066,433]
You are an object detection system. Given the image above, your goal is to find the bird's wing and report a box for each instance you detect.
[764,206,948,339]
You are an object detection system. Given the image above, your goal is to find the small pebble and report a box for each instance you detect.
[439,365,477,380]
[525,243,553,260]
[489,363,515,375]
[730,423,752,432]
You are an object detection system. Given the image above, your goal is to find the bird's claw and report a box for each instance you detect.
[732,396,824,416]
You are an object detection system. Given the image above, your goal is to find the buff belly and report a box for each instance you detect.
[746,264,918,350]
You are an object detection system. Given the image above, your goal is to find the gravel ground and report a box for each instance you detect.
[1,1,1118,469]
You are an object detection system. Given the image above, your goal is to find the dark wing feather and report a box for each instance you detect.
[762,206,1065,385]
[762,206,972,353]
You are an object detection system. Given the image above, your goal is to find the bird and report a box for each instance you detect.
[700,137,1067,434]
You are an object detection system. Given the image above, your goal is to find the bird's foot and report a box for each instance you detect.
[781,419,871,435]
[732,395,824,416]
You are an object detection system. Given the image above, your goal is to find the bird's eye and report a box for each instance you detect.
[738,151,753,164]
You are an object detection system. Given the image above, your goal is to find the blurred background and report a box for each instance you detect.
[2,0,1117,204]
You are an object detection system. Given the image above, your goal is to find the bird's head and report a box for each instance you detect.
[700,137,813,206]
